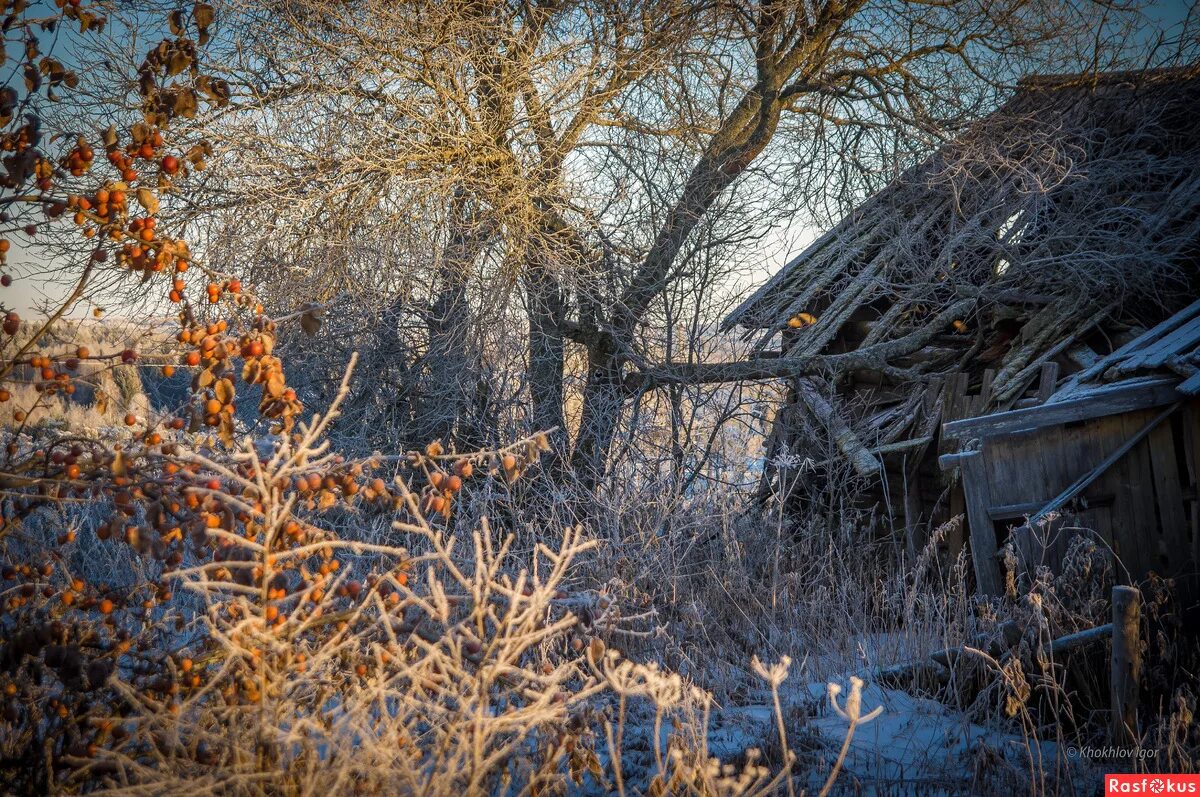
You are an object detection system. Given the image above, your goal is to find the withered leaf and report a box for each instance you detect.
[214,377,235,404]
[219,413,234,447]
[173,89,198,119]
[242,359,262,383]
[265,370,286,399]
[193,3,215,30]
[136,187,159,214]
[167,48,190,77]
[299,310,321,337]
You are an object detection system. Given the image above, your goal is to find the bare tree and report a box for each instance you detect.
[136,0,1139,489]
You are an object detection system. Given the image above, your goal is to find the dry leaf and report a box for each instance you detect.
[136,187,159,214]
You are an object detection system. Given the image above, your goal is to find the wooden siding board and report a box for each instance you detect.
[1114,412,1161,582]
[1147,420,1189,576]
[1182,403,1200,567]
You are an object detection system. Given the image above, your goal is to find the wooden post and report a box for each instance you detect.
[1111,585,1141,747]
[959,449,1004,596]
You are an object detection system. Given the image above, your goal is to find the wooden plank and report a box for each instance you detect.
[977,368,996,413]
[959,449,1004,596]
[1183,403,1200,569]
[1037,362,1060,404]
[903,383,944,559]
[943,378,1181,441]
[1117,314,1200,372]
[1147,419,1189,576]
[938,372,970,485]
[1116,413,1161,581]
[1056,418,1117,551]
[988,431,1057,578]
[1076,299,1200,381]
[1178,370,1200,395]
[1064,344,1102,371]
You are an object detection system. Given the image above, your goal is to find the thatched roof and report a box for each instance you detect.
[722,66,1200,406]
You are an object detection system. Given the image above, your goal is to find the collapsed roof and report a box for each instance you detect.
[722,67,1200,410]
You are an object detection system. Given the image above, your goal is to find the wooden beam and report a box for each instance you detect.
[942,378,1181,441]
[1036,361,1060,404]
[938,450,978,470]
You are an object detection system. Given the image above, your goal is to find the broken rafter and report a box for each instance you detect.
[793,377,880,477]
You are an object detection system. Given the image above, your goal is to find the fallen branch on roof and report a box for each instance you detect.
[626,298,976,389]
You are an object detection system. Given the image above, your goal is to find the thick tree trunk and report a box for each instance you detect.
[526,262,568,458]
[568,94,784,487]
[570,344,623,490]
[412,214,492,446]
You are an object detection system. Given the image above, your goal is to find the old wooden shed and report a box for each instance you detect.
[940,302,1200,596]
[719,67,1200,594]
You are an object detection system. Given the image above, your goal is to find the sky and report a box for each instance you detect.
[2,0,1197,322]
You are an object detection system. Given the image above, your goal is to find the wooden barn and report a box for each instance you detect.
[721,67,1200,595]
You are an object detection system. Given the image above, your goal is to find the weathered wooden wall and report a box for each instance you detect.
[956,400,1199,595]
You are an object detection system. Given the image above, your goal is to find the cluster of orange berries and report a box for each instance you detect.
[64,187,127,242]
[62,135,95,177]
[106,128,171,184]
[24,351,82,398]
[205,277,240,303]
[421,448,475,516]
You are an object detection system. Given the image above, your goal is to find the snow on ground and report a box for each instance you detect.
[702,678,1095,795]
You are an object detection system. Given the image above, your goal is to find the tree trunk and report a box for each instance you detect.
[526,262,568,461]
[571,343,623,490]
[412,213,492,447]
[569,96,784,486]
